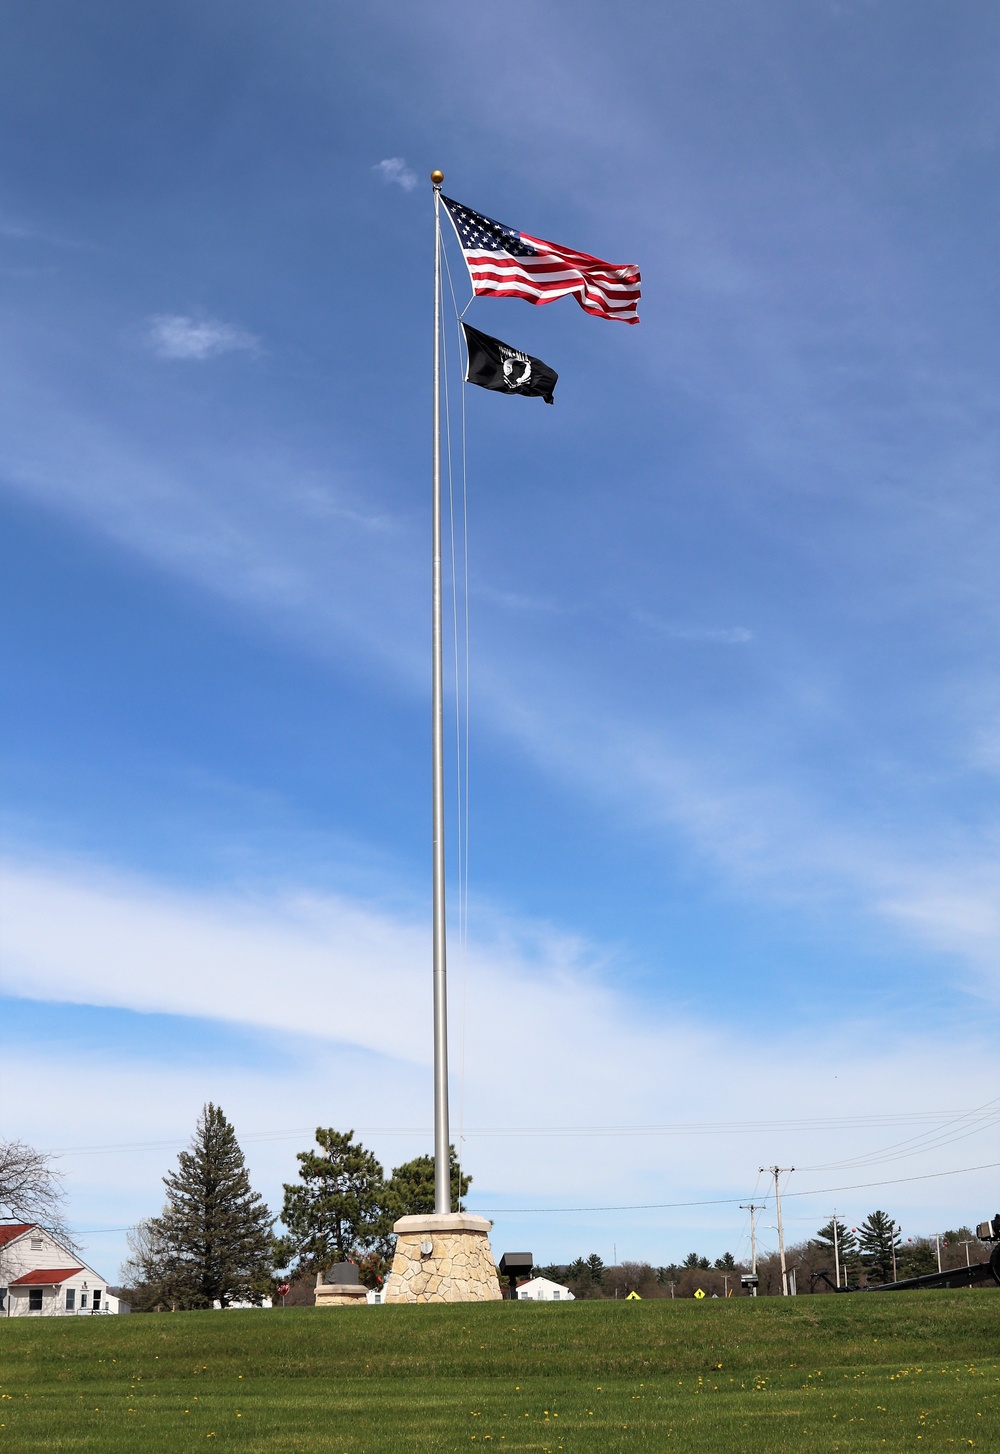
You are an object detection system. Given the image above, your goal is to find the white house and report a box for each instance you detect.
[514,1276,574,1302]
[0,1223,129,1317]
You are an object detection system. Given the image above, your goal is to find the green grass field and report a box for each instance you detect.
[1,1291,997,1452]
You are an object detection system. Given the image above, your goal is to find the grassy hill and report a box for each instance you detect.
[1,1290,997,1451]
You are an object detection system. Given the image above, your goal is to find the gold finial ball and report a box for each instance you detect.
[430,169,444,186]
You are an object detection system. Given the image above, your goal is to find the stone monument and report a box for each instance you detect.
[382,1212,502,1303]
[313,1261,369,1308]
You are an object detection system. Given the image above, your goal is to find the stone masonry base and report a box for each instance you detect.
[382,1213,503,1304]
[314,1282,368,1307]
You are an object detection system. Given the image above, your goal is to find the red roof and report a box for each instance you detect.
[0,1223,34,1248]
[10,1267,83,1287]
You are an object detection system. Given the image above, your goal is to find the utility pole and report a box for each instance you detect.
[668,1280,676,1300]
[934,1234,943,1273]
[722,1273,730,1298]
[960,1239,975,1267]
[740,1202,764,1296]
[890,1222,898,1283]
[761,1167,794,1295]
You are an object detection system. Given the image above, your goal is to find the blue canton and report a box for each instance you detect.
[441,197,537,257]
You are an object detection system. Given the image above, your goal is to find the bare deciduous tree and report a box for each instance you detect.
[119,1216,179,1311]
[0,1138,73,1244]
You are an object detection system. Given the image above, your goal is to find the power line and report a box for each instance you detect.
[44,1108,986,1157]
[796,1094,1000,1174]
[469,1157,1000,1215]
[66,1159,999,1236]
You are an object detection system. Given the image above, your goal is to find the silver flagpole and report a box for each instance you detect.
[430,169,451,1216]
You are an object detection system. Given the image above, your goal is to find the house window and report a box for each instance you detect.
[29,1288,43,1311]
[65,1288,76,1311]
[552,1290,560,1299]
[93,1289,102,1311]
[80,1291,88,1309]
[0,1287,6,1311]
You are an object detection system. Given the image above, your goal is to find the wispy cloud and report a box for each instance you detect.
[373,157,418,192]
[145,314,260,361]
[3,366,997,999]
[635,610,753,644]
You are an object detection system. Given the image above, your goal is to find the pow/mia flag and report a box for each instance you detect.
[461,322,558,405]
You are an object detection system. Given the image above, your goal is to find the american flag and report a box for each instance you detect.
[442,196,640,324]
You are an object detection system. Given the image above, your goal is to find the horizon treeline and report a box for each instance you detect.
[114,1110,992,1308]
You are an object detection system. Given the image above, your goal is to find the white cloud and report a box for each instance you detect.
[2,853,997,1276]
[374,157,418,192]
[145,314,260,361]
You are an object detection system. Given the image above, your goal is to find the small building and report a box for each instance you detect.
[0,1223,129,1317]
[512,1275,574,1302]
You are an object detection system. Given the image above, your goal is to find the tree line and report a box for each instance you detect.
[535,1214,985,1299]
[120,1105,468,1310]
[3,1119,988,1310]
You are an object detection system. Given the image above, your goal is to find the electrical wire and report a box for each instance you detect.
[44,1108,989,1158]
[796,1095,1000,1174]
[469,1158,1000,1215]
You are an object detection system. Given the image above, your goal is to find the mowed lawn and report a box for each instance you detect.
[1,1291,997,1452]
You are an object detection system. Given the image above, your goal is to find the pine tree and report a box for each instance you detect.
[141,1103,274,1309]
[280,1128,388,1273]
[586,1252,606,1285]
[814,1218,858,1266]
[714,1252,737,1270]
[383,1146,470,1218]
[856,1210,901,1285]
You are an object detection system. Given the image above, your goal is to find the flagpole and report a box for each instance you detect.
[430,168,451,1217]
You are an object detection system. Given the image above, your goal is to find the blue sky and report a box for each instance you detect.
[1,0,998,1281]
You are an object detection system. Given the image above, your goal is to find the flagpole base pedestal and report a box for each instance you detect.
[382,1214,503,1304]
[314,1282,368,1307]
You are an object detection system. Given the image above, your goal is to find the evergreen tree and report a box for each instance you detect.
[564,1256,592,1297]
[586,1253,606,1285]
[897,1236,938,1279]
[383,1146,470,1218]
[656,1264,683,1285]
[714,1252,737,1270]
[280,1128,388,1273]
[683,1252,710,1269]
[134,1103,274,1309]
[814,1218,857,1264]
[856,1210,901,1285]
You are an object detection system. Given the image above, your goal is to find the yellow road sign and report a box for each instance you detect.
[693,1288,706,1299]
